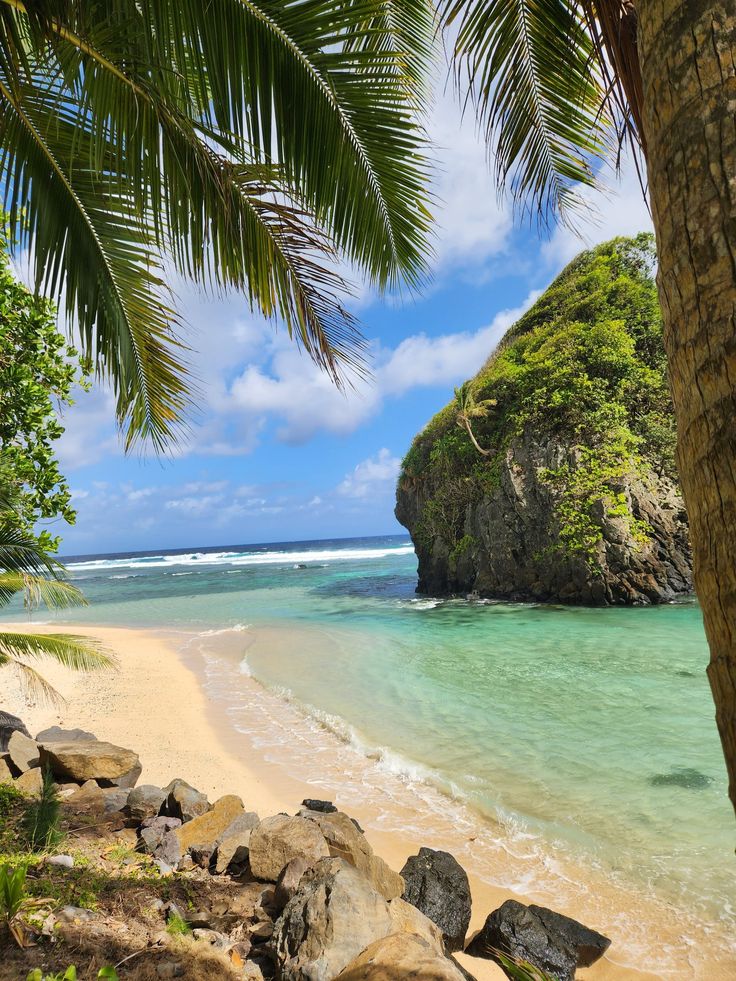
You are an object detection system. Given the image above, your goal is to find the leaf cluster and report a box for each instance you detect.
[0,0,434,447]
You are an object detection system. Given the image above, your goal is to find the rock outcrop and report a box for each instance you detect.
[39,739,142,788]
[396,236,693,606]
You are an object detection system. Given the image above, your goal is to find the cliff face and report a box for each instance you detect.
[395,236,693,605]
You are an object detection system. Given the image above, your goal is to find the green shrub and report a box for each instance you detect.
[22,768,62,851]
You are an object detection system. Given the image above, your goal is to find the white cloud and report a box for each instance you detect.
[164,494,225,516]
[542,155,653,270]
[338,449,401,499]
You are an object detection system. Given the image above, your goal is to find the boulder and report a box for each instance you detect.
[160,778,210,823]
[102,788,130,813]
[465,900,577,981]
[39,740,141,788]
[249,814,330,882]
[155,795,245,868]
[302,798,337,814]
[274,857,313,912]
[127,784,166,823]
[387,897,444,954]
[0,711,31,752]
[15,768,43,796]
[0,755,14,784]
[214,811,260,874]
[139,816,182,856]
[336,933,469,981]
[35,726,96,743]
[528,905,611,968]
[273,858,393,981]
[401,847,472,952]
[299,809,403,900]
[7,731,40,773]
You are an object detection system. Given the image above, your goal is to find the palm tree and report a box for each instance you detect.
[0,489,114,703]
[454,381,496,456]
[440,0,736,819]
[0,0,433,448]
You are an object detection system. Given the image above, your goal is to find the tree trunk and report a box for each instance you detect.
[461,417,491,457]
[637,1,736,816]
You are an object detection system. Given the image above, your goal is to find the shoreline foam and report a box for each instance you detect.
[1,621,730,980]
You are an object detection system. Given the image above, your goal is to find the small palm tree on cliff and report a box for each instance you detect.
[0,488,114,702]
[454,382,496,457]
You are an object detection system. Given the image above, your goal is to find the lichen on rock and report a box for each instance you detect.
[395,235,692,605]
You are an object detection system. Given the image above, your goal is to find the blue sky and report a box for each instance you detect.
[51,94,652,556]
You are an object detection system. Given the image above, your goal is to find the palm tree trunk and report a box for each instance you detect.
[462,417,491,457]
[637,1,736,815]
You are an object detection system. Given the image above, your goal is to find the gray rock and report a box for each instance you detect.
[57,906,96,924]
[214,811,260,873]
[127,784,166,822]
[401,847,472,952]
[154,830,183,868]
[102,788,130,813]
[160,778,210,823]
[273,858,393,981]
[249,813,330,882]
[35,725,96,743]
[465,900,577,981]
[274,857,313,912]
[38,739,141,788]
[528,904,611,968]
[7,731,39,773]
[139,816,182,856]
[0,712,31,752]
[192,928,233,949]
[302,798,337,813]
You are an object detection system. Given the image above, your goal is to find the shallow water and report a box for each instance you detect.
[6,534,734,974]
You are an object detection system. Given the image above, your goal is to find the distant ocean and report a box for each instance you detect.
[4,534,734,974]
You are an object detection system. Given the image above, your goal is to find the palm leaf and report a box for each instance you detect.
[0,631,116,672]
[0,0,435,444]
[0,572,88,611]
[441,0,615,226]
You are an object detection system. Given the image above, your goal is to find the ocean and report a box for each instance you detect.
[4,534,734,975]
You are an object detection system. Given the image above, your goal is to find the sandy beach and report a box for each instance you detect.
[0,621,709,981]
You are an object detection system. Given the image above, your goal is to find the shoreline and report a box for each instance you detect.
[0,621,726,980]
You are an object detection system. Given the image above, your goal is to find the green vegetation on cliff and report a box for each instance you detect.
[399,235,677,565]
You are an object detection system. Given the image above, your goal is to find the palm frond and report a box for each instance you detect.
[0,0,435,444]
[0,631,117,672]
[0,572,87,610]
[441,0,616,226]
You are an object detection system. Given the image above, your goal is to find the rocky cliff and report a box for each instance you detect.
[395,235,692,605]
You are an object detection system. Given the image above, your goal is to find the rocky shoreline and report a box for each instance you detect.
[1,711,612,981]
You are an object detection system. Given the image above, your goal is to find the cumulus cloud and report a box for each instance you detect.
[338,449,401,499]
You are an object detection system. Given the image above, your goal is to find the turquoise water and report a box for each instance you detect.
[5,535,733,964]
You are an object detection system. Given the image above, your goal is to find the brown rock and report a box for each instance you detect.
[249,814,330,882]
[161,778,210,823]
[273,858,393,981]
[388,898,444,954]
[214,810,260,873]
[336,933,469,980]
[15,768,43,796]
[161,795,245,867]
[7,731,39,773]
[300,809,403,900]
[39,740,141,788]
[0,755,13,784]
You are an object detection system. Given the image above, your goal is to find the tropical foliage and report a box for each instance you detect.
[0,0,433,448]
[401,235,675,564]
[0,225,87,554]
[440,0,642,226]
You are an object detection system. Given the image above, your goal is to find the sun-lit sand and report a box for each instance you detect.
[0,621,697,981]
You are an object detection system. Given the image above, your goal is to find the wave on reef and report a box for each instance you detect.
[66,544,415,574]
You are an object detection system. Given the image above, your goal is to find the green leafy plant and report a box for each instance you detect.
[494,950,559,980]
[166,911,192,936]
[0,862,52,947]
[26,969,118,981]
[22,768,61,851]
